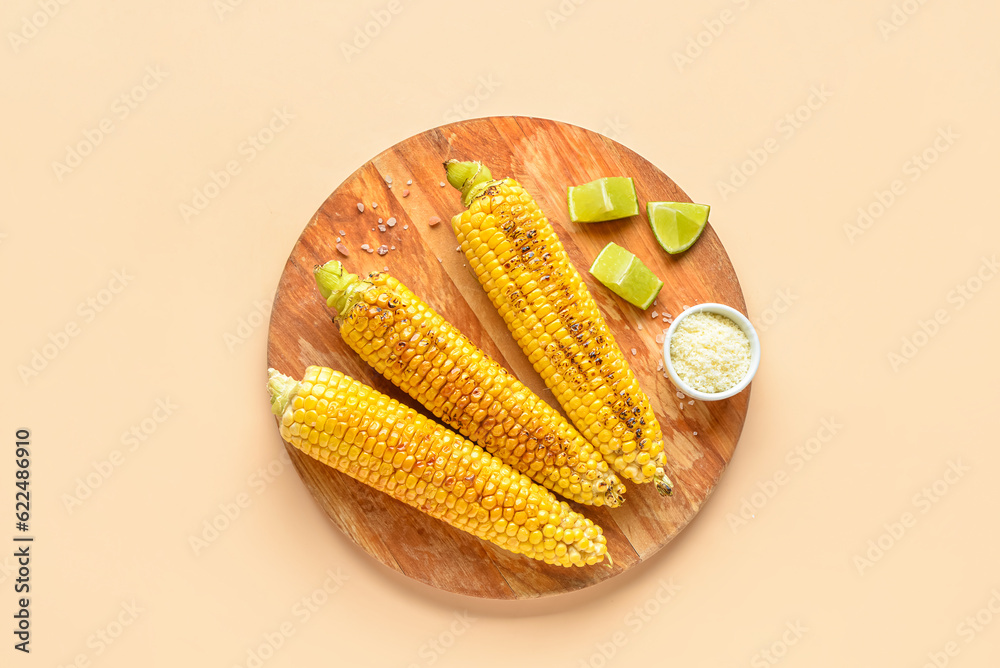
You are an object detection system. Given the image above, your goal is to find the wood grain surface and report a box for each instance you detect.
[266,116,750,599]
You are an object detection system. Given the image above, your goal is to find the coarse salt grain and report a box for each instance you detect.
[402,189,410,197]
[371,202,378,209]
[339,230,346,236]
[439,181,446,187]
[403,224,408,230]
[631,348,637,356]
[387,217,396,227]
[357,203,364,212]
[669,311,751,393]
[407,179,412,185]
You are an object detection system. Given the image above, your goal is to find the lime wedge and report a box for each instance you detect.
[568,177,639,223]
[589,243,663,309]
[647,201,710,254]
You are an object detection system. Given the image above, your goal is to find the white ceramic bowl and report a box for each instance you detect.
[661,303,760,401]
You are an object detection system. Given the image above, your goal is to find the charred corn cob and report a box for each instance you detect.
[268,366,608,566]
[314,261,625,507]
[445,160,674,495]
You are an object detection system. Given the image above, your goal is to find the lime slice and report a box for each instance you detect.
[567,177,639,223]
[647,201,710,254]
[589,242,663,309]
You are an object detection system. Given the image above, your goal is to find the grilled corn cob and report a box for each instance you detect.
[268,366,608,566]
[314,261,625,507]
[445,160,674,495]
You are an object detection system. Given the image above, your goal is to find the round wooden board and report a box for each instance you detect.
[266,116,750,599]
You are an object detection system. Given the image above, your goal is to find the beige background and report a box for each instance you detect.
[3,0,998,665]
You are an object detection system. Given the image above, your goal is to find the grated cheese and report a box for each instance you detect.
[670,311,750,393]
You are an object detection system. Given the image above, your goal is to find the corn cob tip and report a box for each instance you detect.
[314,260,365,316]
[655,470,675,496]
[444,160,493,207]
[267,368,298,417]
